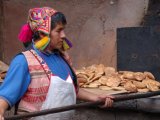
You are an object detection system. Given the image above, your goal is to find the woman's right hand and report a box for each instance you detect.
[0,115,4,120]
[0,109,5,120]
[0,99,9,120]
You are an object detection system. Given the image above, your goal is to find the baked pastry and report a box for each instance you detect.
[124,81,137,92]
[104,67,116,77]
[106,76,121,87]
[134,72,145,81]
[146,83,159,91]
[99,86,112,90]
[132,81,146,89]
[99,76,108,85]
[137,88,149,92]
[111,86,125,91]
[123,71,135,80]
[95,64,105,75]
[77,77,88,83]
[142,79,160,87]
[144,71,155,80]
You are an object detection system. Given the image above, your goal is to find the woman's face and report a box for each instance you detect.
[49,23,66,51]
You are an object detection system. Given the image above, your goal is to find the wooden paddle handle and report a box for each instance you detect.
[5,90,160,120]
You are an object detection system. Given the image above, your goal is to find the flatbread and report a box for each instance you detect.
[137,88,149,93]
[99,86,112,91]
[123,71,135,80]
[134,72,145,81]
[146,83,159,91]
[111,86,125,91]
[98,76,108,85]
[132,81,146,89]
[144,71,155,80]
[106,76,121,87]
[124,81,137,92]
[104,67,116,77]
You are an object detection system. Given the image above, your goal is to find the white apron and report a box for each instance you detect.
[31,74,76,120]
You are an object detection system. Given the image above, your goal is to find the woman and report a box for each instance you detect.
[0,7,113,120]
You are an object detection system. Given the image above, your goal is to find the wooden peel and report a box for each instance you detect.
[5,90,160,120]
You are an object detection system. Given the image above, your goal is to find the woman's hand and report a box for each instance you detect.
[0,99,9,120]
[77,88,114,108]
[0,108,5,120]
[97,94,114,108]
[0,115,4,120]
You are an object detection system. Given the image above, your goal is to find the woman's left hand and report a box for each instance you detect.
[77,88,114,108]
[97,94,114,108]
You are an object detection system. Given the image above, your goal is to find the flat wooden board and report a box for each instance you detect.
[82,88,128,95]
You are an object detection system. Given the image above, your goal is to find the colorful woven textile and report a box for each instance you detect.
[28,7,57,34]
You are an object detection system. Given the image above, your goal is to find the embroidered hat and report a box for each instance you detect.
[18,7,57,43]
[28,7,57,34]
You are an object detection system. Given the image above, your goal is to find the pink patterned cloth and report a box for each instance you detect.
[18,7,57,43]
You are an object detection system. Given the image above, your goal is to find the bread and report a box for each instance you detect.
[134,72,145,81]
[137,88,149,93]
[104,67,116,77]
[132,81,146,89]
[123,71,135,79]
[106,76,121,87]
[124,81,137,92]
[99,86,112,90]
[144,71,155,80]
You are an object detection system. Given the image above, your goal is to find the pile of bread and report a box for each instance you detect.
[76,64,160,93]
